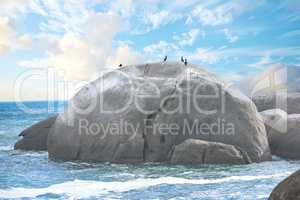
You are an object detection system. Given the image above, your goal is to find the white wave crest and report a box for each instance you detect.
[0,145,13,151]
[0,173,290,199]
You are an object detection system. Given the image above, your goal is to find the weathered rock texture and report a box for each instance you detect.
[260,109,300,159]
[253,93,300,114]
[46,62,270,164]
[170,139,250,164]
[269,169,300,200]
[14,115,57,151]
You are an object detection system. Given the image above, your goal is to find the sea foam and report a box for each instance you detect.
[0,173,290,199]
[0,145,13,151]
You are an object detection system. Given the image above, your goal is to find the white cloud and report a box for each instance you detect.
[223,71,245,82]
[192,0,262,26]
[139,10,180,32]
[110,0,133,17]
[83,12,123,54]
[47,33,99,80]
[188,46,300,68]
[248,53,274,68]
[173,29,202,47]
[279,0,300,22]
[0,17,15,53]
[126,1,190,34]
[223,29,239,43]
[18,34,32,48]
[25,1,113,34]
[18,10,143,80]
[17,2,138,80]
[18,58,49,68]
[218,45,227,50]
[281,29,300,38]
[36,1,90,34]
[106,45,142,67]
[143,41,180,59]
[189,48,221,64]
[51,12,123,79]
[185,15,193,25]
[148,11,170,29]
[0,17,32,54]
[0,0,30,18]
[115,40,134,47]
[200,47,300,62]
[192,5,233,26]
[41,10,122,80]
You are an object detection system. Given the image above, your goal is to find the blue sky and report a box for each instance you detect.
[0,0,300,101]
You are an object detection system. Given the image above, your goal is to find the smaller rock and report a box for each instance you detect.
[260,109,300,159]
[252,92,300,114]
[260,109,287,134]
[170,139,249,165]
[14,115,57,151]
[269,169,300,200]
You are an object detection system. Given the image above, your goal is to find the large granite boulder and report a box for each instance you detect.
[269,169,300,200]
[260,109,300,159]
[14,115,57,151]
[46,62,270,164]
[170,139,250,165]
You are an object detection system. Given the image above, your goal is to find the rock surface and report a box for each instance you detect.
[46,62,270,164]
[253,92,300,114]
[269,169,300,200]
[260,109,300,159]
[14,115,57,151]
[243,64,300,114]
[170,139,249,164]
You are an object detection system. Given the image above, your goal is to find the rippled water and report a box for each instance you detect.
[0,101,299,200]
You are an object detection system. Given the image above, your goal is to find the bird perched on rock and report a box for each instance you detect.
[163,56,167,62]
[144,64,150,75]
[181,56,184,63]
[184,59,187,66]
[119,64,122,67]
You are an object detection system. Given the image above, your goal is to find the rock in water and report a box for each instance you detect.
[252,92,300,114]
[260,109,300,159]
[44,62,271,164]
[245,64,300,114]
[170,139,250,165]
[14,115,57,151]
[269,169,300,200]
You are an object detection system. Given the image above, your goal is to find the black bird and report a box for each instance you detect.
[184,59,187,66]
[163,56,167,62]
[144,64,149,75]
[181,56,184,63]
[119,64,122,67]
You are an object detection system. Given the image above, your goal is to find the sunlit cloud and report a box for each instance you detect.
[0,17,32,54]
[0,0,300,100]
[173,29,203,47]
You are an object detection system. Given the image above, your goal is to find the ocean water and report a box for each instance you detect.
[0,101,299,200]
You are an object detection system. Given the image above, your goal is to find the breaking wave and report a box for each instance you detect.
[0,173,290,199]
